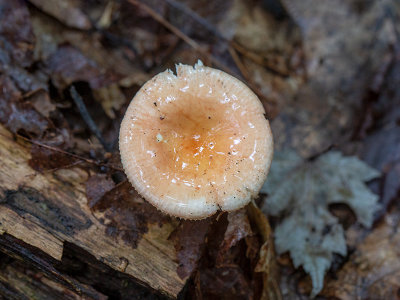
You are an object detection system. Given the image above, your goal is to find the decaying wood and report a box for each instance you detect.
[0,234,108,300]
[0,125,184,298]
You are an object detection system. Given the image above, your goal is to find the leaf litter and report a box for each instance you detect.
[261,150,381,297]
[0,0,399,298]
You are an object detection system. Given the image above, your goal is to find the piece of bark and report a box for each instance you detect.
[0,124,184,298]
[0,263,106,300]
[0,234,105,299]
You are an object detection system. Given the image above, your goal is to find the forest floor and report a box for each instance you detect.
[0,0,399,299]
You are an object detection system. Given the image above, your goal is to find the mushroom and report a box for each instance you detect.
[119,61,273,219]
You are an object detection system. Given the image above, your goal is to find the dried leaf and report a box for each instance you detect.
[28,0,91,30]
[218,209,252,258]
[260,0,397,157]
[0,0,35,67]
[234,0,300,54]
[186,212,259,300]
[27,90,56,118]
[170,219,211,280]
[261,150,381,297]
[90,181,170,248]
[28,144,79,172]
[85,174,115,209]
[0,76,48,137]
[168,0,236,41]
[323,207,400,299]
[247,202,281,300]
[46,45,114,90]
[92,83,126,119]
[360,57,400,213]
[197,266,253,300]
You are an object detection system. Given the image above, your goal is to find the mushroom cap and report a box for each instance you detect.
[119,62,273,219]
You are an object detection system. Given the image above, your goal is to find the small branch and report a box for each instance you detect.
[13,133,123,172]
[231,42,290,77]
[127,0,229,73]
[228,46,251,83]
[163,0,226,40]
[228,46,278,110]
[128,0,200,50]
[127,0,276,109]
[163,0,290,77]
[69,86,112,152]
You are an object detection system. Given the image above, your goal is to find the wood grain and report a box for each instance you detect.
[0,125,184,298]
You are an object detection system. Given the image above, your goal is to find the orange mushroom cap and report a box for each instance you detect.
[119,61,273,219]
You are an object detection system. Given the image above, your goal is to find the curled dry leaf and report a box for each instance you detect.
[217,209,252,261]
[247,201,281,300]
[27,89,57,118]
[45,44,125,121]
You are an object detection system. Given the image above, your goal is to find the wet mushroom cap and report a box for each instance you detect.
[119,62,273,219]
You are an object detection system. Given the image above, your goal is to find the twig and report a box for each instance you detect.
[13,133,124,172]
[228,46,251,83]
[23,160,85,179]
[163,0,226,40]
[129,0,279,111]
[232,41,290,77]
[40,160,85,174]
[228,46,277,109]
[162,0,290,77]
[128,0,200,50]
[127,0,231,74]
[69,86,112,152]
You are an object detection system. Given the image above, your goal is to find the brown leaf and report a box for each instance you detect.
[167,0,236,41]
[28,0,91,30]
[90,181,170,248]
[322,207,400,299]
[256,0,397,157]
[0,0,35,67]
[217,209,252,264]
[92,83,126,119]
[0,75,49,137]
[197,266,254,300]
[0,76,71,148]
[186,205,278,300]
[247,202,281,300]
[28,144,79,172]
[85,174,116,209]
[360,58,400,214]
[170,218,212,280]
[27,89,56,118]
[46,45,115,90]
